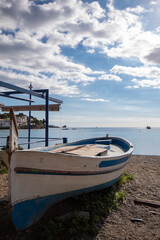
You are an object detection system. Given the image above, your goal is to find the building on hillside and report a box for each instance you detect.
[16,115,28,126]
[0,115,28,128]
[0,118,10,128]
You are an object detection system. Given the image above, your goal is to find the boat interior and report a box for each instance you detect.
[49,143,125,157]
[40,138,127,157]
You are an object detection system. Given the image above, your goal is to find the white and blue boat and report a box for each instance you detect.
[1,111,134,230]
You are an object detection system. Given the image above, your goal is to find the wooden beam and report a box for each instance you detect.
[1,104,60,112]
[135,198,160,208]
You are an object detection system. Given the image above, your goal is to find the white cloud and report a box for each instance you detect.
[111,65,160,89]
[0,0,160,97]
[99,74,122,81]
[126,6,149,13]
[90,1,160,66]
[0,0,110,95]
[118,105,139,111]
[0,69,80,96]
[86,49,95,54]
[111,65,160,79]
[144,47,160,65]
[150,1,157,5]
[132,78,160,89]
[81,98,109,102]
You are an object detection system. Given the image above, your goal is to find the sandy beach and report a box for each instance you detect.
[0,155,160,239]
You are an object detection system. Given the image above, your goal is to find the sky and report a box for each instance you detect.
[0,0,160,127]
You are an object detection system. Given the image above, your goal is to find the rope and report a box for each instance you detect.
[59,108,62,139]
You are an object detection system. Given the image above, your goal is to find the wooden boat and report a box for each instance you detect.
[0,110,134,230]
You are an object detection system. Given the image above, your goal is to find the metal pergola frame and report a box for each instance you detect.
[0,81,63,148]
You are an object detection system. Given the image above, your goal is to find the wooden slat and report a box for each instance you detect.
[135,198,160,208]
[1,104,60,112]
[49,145,86,153]
[50,144,108,156]
[68,145,108,156]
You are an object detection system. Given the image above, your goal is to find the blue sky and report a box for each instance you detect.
[0,0,160,127]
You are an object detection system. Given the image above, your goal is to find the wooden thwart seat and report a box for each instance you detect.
[49,144,108,156]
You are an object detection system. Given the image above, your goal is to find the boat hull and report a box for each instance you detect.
[10,136,133,230]
[12,174,121,230]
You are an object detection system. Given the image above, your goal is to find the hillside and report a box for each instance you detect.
[0,113,45,129]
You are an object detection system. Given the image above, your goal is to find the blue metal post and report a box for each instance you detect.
[45,90,49,147]
[0,93,34,102]
[28,83,33,149]
[63,138,68,144]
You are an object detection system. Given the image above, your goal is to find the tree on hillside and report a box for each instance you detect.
[0,113,10,119]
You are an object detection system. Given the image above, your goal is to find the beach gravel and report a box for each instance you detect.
[0,173,8,199]
[94,155,160,240]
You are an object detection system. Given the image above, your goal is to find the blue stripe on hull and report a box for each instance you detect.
[12,175,121,230]
[99,156,128,168]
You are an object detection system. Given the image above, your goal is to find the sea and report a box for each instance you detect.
[0,127,160,155]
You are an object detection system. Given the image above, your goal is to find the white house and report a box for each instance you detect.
[0,118,10,128]
[0,115,28,128]
[16,115,28,126]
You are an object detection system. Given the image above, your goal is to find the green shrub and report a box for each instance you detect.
[117,171,134,186]
[1,145,23,151]
[0,158,8,174]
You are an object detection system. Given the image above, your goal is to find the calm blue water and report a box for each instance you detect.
[0,127,160,155]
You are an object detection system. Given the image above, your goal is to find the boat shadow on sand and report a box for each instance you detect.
[0,173,131,240]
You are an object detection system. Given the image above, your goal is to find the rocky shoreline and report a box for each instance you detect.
[0,155,160,239]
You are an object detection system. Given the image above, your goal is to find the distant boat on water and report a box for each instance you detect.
[62,125,69,130]
[146,126,151,129]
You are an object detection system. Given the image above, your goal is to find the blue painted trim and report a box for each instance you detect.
[99,156,128,168]
[28,84,32,149]
[112,138,130,151]
[0,93,34,102]
[45,89,49,147]
[12,175,121,230]
[15,170,115,176]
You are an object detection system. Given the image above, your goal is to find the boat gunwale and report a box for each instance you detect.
[14,136,134,159]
